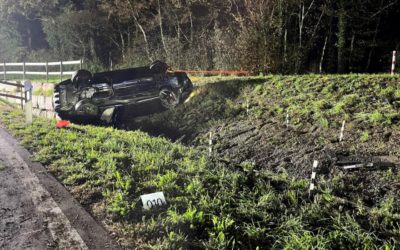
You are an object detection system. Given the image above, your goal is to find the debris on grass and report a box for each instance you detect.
[56,120,70,129]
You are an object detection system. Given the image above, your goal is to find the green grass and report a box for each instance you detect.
[1,74,400,249]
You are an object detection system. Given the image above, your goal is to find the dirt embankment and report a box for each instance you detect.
[123,75,400,178]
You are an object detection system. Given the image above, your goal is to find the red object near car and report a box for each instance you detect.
[56,120,70,128]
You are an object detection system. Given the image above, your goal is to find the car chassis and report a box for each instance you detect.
[54,61,193,125]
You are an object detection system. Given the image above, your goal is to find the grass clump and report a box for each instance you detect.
[360,131,370,142]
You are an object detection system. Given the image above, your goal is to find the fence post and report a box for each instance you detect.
[391,50,396,76]
[60,60,63,82]
[23,61,26,80]
[3,62,5,80]
[80,58,83,70]
[24,80,33,124]
[46,61,49,83]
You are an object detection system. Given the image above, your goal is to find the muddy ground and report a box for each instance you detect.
[122,98,400,179]
[208,117,400,178]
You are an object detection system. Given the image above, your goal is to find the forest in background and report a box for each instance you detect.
[0,0,399,73]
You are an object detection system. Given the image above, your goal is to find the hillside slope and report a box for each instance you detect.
[127,75,400,177]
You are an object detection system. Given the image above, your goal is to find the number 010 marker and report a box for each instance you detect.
[140,192,167,210]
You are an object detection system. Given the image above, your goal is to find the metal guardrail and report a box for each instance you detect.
[2,59,83,82]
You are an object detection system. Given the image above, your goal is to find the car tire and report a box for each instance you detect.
[159,88,180,109]
[111,106,124,128]
[71,69,92,88]
[149,61,168,73]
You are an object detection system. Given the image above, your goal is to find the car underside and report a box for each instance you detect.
[53,61,193,126]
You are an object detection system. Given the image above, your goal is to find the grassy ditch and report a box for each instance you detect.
[1,73,400,249]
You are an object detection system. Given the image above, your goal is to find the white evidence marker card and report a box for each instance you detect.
[140,192,167,210]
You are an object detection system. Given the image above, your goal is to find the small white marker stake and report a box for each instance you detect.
[339,120,346,142]
[140,192,167,210]
[285,110,289,128]
[342,164,361,170]
[208,132,213,157]
[342,163,373,170]
[391,50,396,76]
[311,172,316,179]
[24,80,33,124]
[309,160,319,196]
[246,98,249,116]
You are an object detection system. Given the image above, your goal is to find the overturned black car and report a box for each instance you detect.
[54,61,193,125]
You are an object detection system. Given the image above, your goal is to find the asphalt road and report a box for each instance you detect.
[0,126,118,249]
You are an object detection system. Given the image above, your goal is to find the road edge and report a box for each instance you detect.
[0,126,120,250]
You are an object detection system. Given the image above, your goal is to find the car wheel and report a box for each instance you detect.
[159,88,180,109]
[71,69,92,89]
[149,61,169,73]
[111,106,124,128]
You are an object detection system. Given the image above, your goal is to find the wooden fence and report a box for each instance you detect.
[0,82,57,118]
[2,59,83,82]
[0,59,82,119]
[0,80,33,123]
[0,80,25,109]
